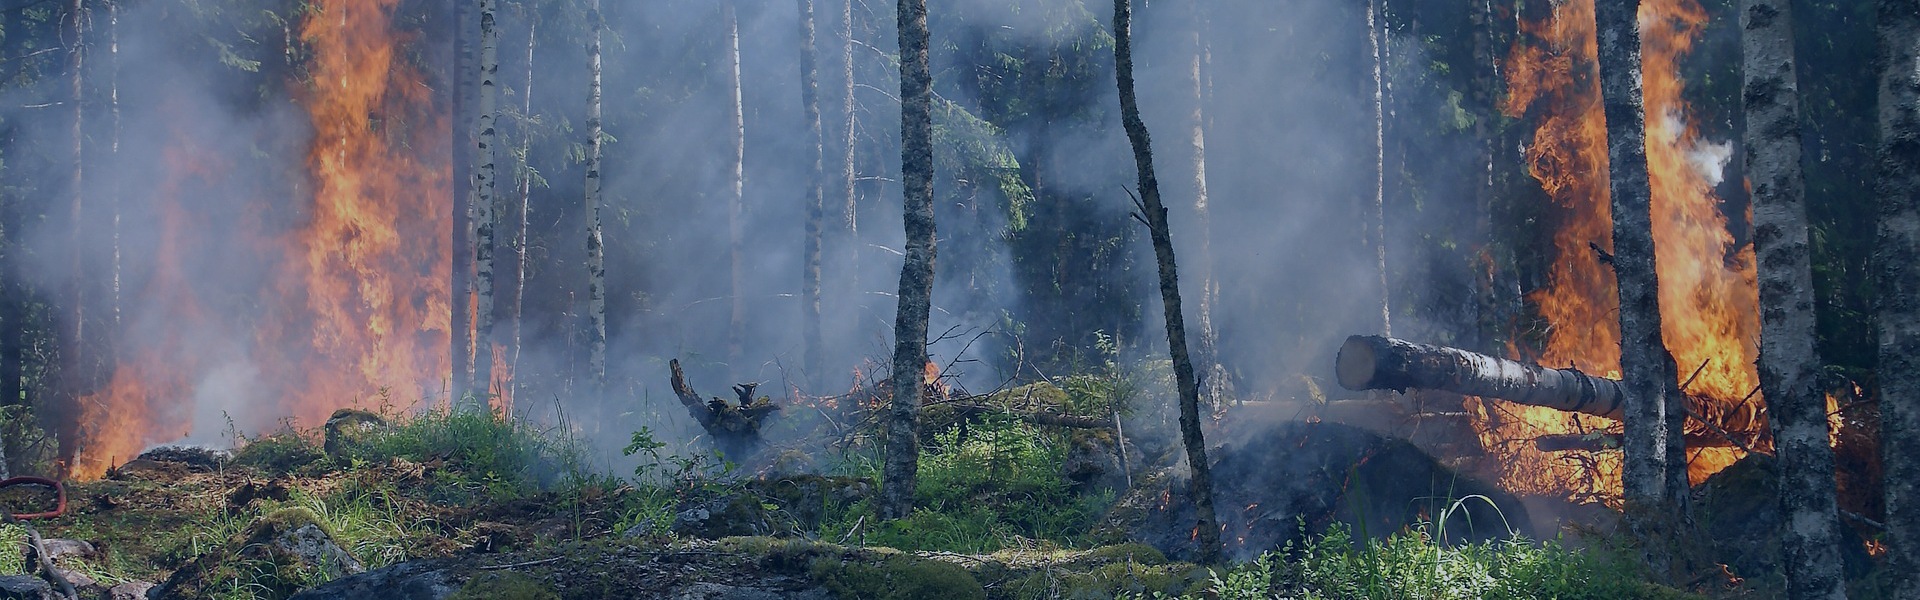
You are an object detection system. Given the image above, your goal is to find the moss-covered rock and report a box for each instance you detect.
[810,555,985,600]
[446,571,558,600]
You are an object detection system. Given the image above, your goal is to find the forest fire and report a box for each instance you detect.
[1477,0,1762,502]
[69,0,449,480]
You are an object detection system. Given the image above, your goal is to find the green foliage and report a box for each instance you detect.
[860,418,1109,552]
[337,406,585,501]
[810,554,986,600]
[231,430,326,476]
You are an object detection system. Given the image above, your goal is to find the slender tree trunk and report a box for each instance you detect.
[799,0,825,391]
[1875,0,1920,595]
[1185,1,1228,408]
[1367,0,1391,337]
[106,0,118,334]
[470,0,501,405]
[452,0,476,403]
[1115,0,1219,565]
[61,0,87,466]
[585,0,608,387]
[509,13,536,402]
[839,0,859,301]
[881,0,933,522]
[724,0,747,382]
[1595,0,1685,574]
[1740,2,1847,597]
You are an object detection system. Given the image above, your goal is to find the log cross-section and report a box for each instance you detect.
[1335,335,1626,420]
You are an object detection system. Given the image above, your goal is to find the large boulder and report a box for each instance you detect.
[0,576,49,600]
[1104,420,1528,561]
[286,559,459,600]
[151,507,364,600]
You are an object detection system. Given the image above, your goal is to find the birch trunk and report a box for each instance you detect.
[881,0,933,522]
[1115,0,1219,564]
[585,0,608,387]
[509,13,536,401]
[452,0,476,402]
[1366,0,1391,337]
[798,0,825,391]
[724,0,747,382]
[1875,0,1920,594]
[62,0,87,462]
[107,0,118,333]
[1740,2,1847,597]
[1185,0,1229,408]
[470,0,501,405]
[1595,0,1685,572]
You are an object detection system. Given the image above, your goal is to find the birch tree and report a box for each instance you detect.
[799,0,825,390]
[452,0,476,402]
[838,0,858,295]
[508,9,538,397]
[1115,0,1219,564]
[470,0,501,405]
[1366,0,1391,338]
[724,0,747,381]
[1185,0,1229,407]
[1741,1,1847,596]
[1876,0,1920,594]
[880,0,933,522]
[1594,0,1685,571]
[585,0,608,387]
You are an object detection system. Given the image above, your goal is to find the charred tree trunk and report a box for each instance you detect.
[452,0,476,403]
[1115,0,1219,564]
[1740,1,1847,597]
[1595,0,1686,572]
[724,0,747,382]
[881,0,933,522]
[585,0,608,388]
[668,360,779,461]
[1336,335,1626,419]
[798,0,825,391]
[470,0,501,406]
[1876,0,1920,595]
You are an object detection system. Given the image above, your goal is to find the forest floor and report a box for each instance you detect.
[0,381,1858,600]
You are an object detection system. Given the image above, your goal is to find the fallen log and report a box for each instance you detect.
[1532,431,1738,453]
[1335,335,1625,420]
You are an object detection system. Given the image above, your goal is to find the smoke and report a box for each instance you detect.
[2,0,1495,477]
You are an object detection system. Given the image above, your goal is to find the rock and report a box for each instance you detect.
[671,582,830,600]
[35,538,94,562]
[105,581,153,600]
[1063,429,1131,494]
[135,446,230,472]
[670,494,797,539]
[323,409,387,456]
[286,559,459,600]
[151,507,365,600]
[1105,421,1529,562]
[0,576,49,600]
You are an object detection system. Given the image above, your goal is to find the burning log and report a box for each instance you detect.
[1335,335,1626,420]
[669,359,780,457]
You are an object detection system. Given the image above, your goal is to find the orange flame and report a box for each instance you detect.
[70,0,451,479]
[1482,0,1763,502]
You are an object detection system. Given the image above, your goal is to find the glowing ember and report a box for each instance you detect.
[70,0,451,479]
[1481,0,1763,503]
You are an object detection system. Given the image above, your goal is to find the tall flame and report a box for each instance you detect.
[70,0,450,479]
[1478,0,1762,502]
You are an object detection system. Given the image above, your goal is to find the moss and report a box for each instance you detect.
[810,555,985,600]
[1085,543,1165,565]
[1001,562,1197,600]
[448,572,560,600]
[232,432,326,476]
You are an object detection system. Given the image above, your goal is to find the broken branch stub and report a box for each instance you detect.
[1335,335,1626,420]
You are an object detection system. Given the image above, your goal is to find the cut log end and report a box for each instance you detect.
[1335,336,1383,391]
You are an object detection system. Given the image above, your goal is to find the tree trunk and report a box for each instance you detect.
[798,0,825,391]
[585,0,607,388]
[1184,0,1229,408]
[106,0,118,334]
[1114,0,1219,565]
[881,0,933,522]
[61,0,87,466]
[724,0,747,382]
[1875,0,1920,595]
[1367,0,1391,337]
[470,0,501,405]
[838,0,859,300]
[1335,335,1627,418]
[452,0,476,403]
[509,12,537,403]
[1740,2,1847,597]
[1594,0,1685,573]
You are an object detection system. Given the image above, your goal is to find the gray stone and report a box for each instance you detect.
[104,581,153,600]
[37,539,94,563]
[287,559,458,600]
[0,575,50,600]
[269,524,365,579]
